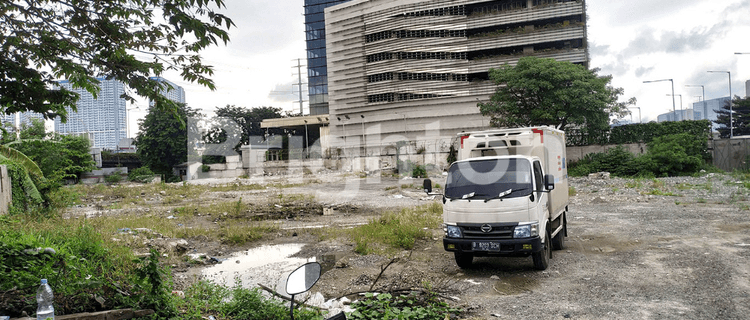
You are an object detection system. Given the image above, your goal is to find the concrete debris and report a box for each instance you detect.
[588,172,611,179]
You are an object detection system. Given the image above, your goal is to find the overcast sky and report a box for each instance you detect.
[131,0,750,133]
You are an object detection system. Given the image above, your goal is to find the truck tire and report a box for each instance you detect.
[532,231,551,270]
[552,214,566,250]
[454,252,473,269]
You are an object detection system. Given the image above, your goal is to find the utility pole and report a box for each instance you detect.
[292,58,307,115]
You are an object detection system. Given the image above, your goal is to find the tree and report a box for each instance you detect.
[135,102,200,178]
[213,105,286,148]
[714,96,750,138]
[478,57,634,132]
[1,0,234,122]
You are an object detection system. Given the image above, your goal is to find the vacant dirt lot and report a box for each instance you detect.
[70,171,750,319]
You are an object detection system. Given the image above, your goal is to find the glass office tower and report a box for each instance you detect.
[304,0,352,115]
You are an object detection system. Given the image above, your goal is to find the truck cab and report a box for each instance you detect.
[425,127,568,270]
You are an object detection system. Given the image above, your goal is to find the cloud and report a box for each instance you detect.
[267,81,305,104]
[634,66,654,78]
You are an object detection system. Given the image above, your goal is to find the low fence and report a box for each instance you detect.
[712,137,750,171]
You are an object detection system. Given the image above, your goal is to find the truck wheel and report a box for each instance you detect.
[532,231,551,270]
[454,252,473,269]
[552,215,566,250]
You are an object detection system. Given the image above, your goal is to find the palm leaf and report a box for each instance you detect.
[0,145,46,181]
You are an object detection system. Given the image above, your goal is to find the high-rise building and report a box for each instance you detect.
[54,77,127,150]
[691,96,728,130]
[325,0,588,152]
[304,0,352,116]
[149,76,186,105]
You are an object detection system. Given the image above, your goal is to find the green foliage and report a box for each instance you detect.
[0,0,234,122]
[349,203,442,254]
[349,292,460,320]
[446,144,457,165]
[218,286,320,320]
[128,166,155,183]
[12,135,96,182]
[569,133,709,177]
[607,120,712,145]
[0,159,43,213]
[201,164,211,172]
[479,56,634,134]
[714,96,750,138]
[0,221,157,316]
[136,103,201,176]
[211,105,287,152]
[104,172,123,184]
[411,164,426,178]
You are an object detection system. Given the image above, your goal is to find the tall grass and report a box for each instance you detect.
[348,202,443,254]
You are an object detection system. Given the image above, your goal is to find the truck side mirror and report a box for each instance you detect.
[423,179,432,194]
[544,174,555,191]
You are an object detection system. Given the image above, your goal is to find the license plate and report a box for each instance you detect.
[472,241,501,252]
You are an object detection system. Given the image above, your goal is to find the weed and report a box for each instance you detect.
[625,180,642,189]
[568,186,577,196]
[348,203,442,254]
[697,198,707,203]
[651,179,665,189]
[349,291,460,320]
[642,189,680,197]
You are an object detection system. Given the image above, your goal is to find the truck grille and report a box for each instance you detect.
[460,223,515,239]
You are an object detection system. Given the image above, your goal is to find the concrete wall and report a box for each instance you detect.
[81,167,127,184]
[0,166,10,215]
[566,143,647,163]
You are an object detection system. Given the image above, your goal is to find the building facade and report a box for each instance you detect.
[150,77,186,105]
[54,77,127,150]
[305,0,353,116]
[325,0,588,155]
[692,96,728,130]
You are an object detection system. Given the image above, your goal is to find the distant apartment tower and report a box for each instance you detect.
[692,96,728,130]
[149,77,186,105]
[304,0,352,115]
[1,111,44,132]
[54,77,127,150]
[325,0,588,151]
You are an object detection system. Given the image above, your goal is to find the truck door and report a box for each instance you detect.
[533,160,549,224]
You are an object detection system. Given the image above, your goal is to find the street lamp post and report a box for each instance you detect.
[708,71,733,138]
[360,115,365,156]
[685,85,705,121]
[666,94,683,120]
[643,78,677,116]
[628,107,641,123]
[303,120,309,158]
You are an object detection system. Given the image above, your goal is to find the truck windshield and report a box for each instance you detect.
[445,158,533,200]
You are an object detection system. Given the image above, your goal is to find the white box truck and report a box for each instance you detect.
[424,127,569,270]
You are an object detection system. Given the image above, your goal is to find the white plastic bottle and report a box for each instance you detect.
[36,279,54,320]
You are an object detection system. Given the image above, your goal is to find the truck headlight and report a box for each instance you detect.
[513,222,539,238]
[444,224,463,238]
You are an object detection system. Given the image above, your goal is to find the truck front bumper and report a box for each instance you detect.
[443,236,542,256]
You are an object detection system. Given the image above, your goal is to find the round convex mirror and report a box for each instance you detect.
[286,262,321,295]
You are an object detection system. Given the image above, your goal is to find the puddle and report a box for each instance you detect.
[201,243,315,293]
[492,275,538,295]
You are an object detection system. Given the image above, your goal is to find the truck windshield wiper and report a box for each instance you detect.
[483,188,529,202]
[448,192,476,201]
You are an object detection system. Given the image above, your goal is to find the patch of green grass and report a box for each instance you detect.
[675,183,692,190]
[625,180,643,189]
[642,189,680,197]
[697,198,707,203]
[348,203,442,255]
[568,186,577,196]
[219,222,279,245]
[651,179,665,189]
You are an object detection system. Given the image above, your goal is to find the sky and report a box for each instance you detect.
[129,0,750,135]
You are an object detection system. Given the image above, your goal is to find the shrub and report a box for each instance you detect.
[201,164,210,172]
[411,164,426,178]
[128,166,155,183]
[104,172,123,183]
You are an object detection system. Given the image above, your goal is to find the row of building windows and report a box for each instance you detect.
[402,5,465,17]
[367,72,468,83]
[365,29,467,43]
[471,0,527,15]
[366,92,446,103]
[366,51,468,63]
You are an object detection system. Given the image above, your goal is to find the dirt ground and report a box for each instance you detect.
[70,171,750,319]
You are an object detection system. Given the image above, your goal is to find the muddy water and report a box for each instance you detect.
[201,243,316,294]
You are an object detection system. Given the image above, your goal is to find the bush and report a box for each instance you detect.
[128,166,155,183]
[104,172,123,183]
[411,164,426,178]
[568,133,708,177]
[201,164,210,172]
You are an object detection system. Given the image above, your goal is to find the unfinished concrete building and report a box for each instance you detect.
[325,0,588,164]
